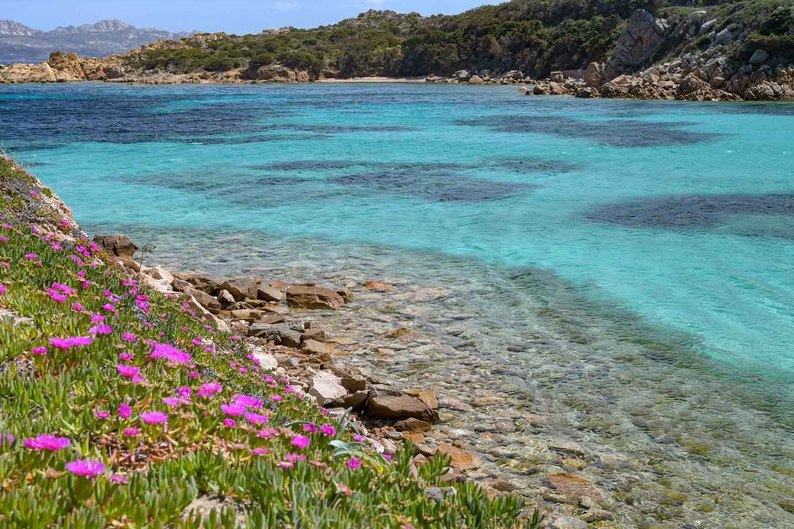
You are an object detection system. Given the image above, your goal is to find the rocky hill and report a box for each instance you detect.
[0,1,791,101]
[0,19,191,64]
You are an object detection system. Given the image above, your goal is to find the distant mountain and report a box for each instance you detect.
[0,19,192,64]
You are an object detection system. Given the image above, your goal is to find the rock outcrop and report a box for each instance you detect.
[605,9,670,79]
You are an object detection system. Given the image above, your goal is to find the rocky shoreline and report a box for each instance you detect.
[1,9,791,102]
[91,234,620,528]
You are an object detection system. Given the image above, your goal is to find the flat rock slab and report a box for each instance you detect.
[366,395,439,423]
[286,285,345,310]
[438,444,480,470]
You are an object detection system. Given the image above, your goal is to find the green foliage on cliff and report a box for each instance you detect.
[127,0,792,80]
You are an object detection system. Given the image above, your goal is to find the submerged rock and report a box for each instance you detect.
[366,394,439,423]
[286,285,345,310]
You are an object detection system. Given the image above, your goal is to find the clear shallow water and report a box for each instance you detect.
[1,83,793,526]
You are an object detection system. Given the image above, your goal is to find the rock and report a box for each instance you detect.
[468,75,484,85]
[406,388,438,410]
[366,395,439,423]
[550,71,564,82]
[302,339,334,355]
[547,473,600,498]
[394,418,432,433]
[182,285,221,314]
[575,87,599,98]
[308,372,348,406]
[340,376,367,393]
[251,349,279,370]
[260,314,286,324]
[230,309,262,321]
[362,280,395,292]
[92,234,137,258]
[335,288,354,303]
[518,86,530,95]
[749,49,770,66]
[341,390,369,410]
[546,515,588,529]
[248,323,301,348]
[221,277,258,302]
[491,480,521,492]
[437,444,479,470]
[580,510,614,523]
[385,327,410,339]
[452,70,471,82]
[605,9,670,79]
[217,289,236,308]
[286,285,345,310]
[146,265,174,284]
[249,64,309,83]
[699,19,717,35]
[714,28,735,46]
[256,285,282,302]
[583,62,605,87]
[532,84,549,95]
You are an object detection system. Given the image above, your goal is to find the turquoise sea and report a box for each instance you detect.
[1,83,792,527]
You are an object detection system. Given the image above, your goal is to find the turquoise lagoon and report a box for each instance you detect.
[1,83,792,527]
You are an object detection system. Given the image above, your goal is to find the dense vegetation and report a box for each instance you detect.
[0,156,540,528]
[125,0,792,80]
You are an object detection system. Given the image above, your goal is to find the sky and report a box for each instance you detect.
[2,0,502,34]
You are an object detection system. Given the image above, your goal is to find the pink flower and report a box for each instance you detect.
[110,474,128,484]
[119,352,134,361]
[251,447,269,456]
[46,289,68,303]
[257,428,278,439]
[23,253,38,260]
[50,283,76,295]
[244,412,269,425]
[71,302,85,312]
[121,333,137,343]
[32,346,47,355]
[223,419,237,428]
[291,435,311,450]
[285,453,306,464]
[89,324,113,336]
[303,424,318,434]
[232,394,263,409]
[66,459,105,478]
[95,410,110,419]
[0,284,7,296]
[162,397,183,408]
[320,425,336,437]
[118,403,132,419]
[221,403,246,417]
[116,365,140,379]
[0,433,15,447]
[102,304,116,312]
[353,435,366,443]
[23,434,70,451]
[271,395,282,402]
[177,386,192,399]
[50,336,93,349]
[198,382,222,398]
[0,235,7,243]
[122,428,139,437]
[140,411,168,424]
[90,314,105,323]
[346,457,362,470]
[150,343,192,364]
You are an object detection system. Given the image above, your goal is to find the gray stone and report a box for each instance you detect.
[309,372,348,406]
[714,28,735,46]
[749,49,769,66]
[248,323,302,348]
[550,70,564,82]
[217,289,235,308]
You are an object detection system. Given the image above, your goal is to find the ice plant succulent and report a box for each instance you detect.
[65,460,105,478]
[23,434,71,451]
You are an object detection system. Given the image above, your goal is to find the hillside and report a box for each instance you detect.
[0,1,791,101]
[0,19,191,64]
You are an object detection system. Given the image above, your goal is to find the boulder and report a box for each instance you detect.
[583,62,605,87]
[221,277,258,302]
[749,49,769,66]
[518,86,530,95]
[366,395,439,423]
[714,28,735,46]
[302,339,334,355]
[309,373,348,406]
[452,70,471,82]
[217,289,236,308]
[341,390,370,410]
[575,87,599,98]
[182,285,221,314]
[93,234,137,258]
[550,71,564,82]
[394,418,432,433]
[248,323,302,348]
[605,9,670,79]
[286,285,345,310]
[146,265,174,284]
[468,75,484,85]
[257,285,282,302]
